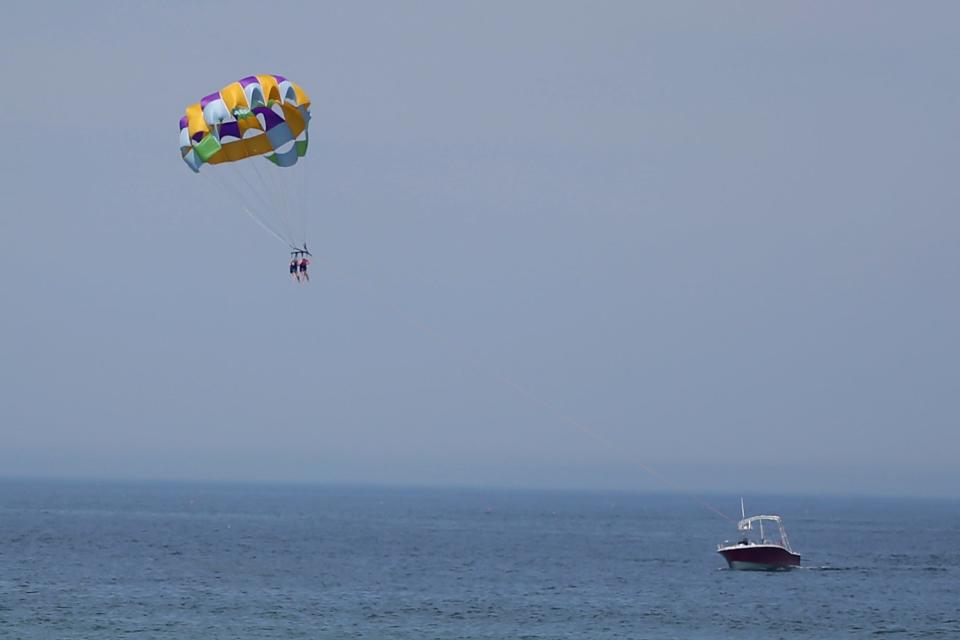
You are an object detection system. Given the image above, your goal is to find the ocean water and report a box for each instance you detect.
[0,480,957,639]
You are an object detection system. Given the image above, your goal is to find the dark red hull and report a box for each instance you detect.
[718,544,801,571]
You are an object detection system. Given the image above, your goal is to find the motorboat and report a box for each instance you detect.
[717,499,801,571]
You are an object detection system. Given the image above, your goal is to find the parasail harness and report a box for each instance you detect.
[290,243,312,259]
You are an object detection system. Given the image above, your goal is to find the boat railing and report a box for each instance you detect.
[719,514,794,549]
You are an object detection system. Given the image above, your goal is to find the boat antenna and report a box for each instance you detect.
[740,497,746,520]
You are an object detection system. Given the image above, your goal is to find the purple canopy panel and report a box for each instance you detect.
[218,122,242,140]
[200,92,222,108]
[252,106,284,131]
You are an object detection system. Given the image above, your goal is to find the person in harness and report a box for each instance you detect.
[298,255,310,282]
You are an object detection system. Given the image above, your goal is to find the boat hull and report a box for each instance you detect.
[718,544,801,571]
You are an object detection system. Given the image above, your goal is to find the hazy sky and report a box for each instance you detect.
[1,2,957,497]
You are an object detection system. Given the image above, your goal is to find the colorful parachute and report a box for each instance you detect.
[180,74,311,172]
[179,75,313,249]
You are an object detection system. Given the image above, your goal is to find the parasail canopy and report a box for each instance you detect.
[180,74,311,172]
